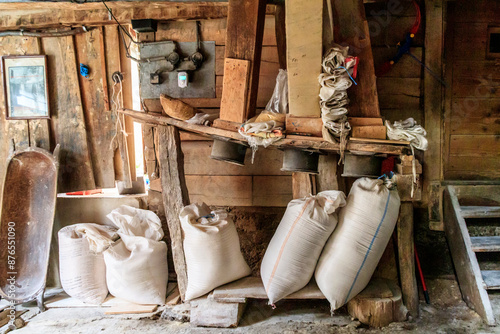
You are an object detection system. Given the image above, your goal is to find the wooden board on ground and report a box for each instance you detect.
[0,309,27,328]
[191,294,246,328]
[105,303,158,315]
[286,0,322,117]
[42,35,96,192]
[219,58,251,123]
[212,277,325,303]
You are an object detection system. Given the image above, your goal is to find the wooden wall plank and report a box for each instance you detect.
[450,99,500,135]
[452,62,500,98]
[216,46,279,77]
[252,175,292,206]
[75,29,116,188]
[372,47,423,78]
[42,36,96,192]
[286,0,322,117]
[449,135,500,156]
[155,16,276,47]
[182,141,289,176]
[452,1,500,23]
[368,16,424,47]
[186,175,253,206]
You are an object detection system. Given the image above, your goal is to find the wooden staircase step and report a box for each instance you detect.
[482,270,500,290]
[470,236,500,252]
[461,206,500,218]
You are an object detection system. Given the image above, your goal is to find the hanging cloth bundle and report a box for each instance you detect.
[386,117,428,198]
[318,45,357,163]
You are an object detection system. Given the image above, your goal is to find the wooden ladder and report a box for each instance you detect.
[444,185,500,326]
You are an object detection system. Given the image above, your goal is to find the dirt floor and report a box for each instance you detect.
[2,278,500,334]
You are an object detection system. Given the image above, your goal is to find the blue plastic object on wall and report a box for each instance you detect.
[80,64,90,78]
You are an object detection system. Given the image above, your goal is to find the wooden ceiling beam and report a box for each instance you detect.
[0,2,276,31]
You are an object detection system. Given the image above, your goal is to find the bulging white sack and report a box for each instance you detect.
[104,206,168,305]
[260,191,346,304]
[180,203,251,301]
[315,178,400,310]
[58,223,118,304]
[104,234,168,305]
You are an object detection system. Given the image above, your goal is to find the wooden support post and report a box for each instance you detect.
[397,202,419,318]
[292,173,316,199]
[274,3,286,70]
[331,0,380,117]
[286,0,323,117]
[424,0,444,214]
[159,125,190,301]
[316,154,338,192]
[220,0,267,123]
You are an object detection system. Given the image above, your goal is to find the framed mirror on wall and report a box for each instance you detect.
[1,55,50,119]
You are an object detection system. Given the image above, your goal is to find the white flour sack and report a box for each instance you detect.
[104,234,169,305]
[315,178,400,310]
[104,206,169,305]
[58,223,118,304]
[261,191,346,305]
[180,203,251,301]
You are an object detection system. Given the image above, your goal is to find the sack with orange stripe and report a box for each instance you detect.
[315,177,400,311]
[260,191,346,305]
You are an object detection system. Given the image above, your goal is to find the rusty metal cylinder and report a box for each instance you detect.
[210,139,247,166]
[281,149,319,174]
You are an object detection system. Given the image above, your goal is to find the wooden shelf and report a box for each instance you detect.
[119,108,408,156]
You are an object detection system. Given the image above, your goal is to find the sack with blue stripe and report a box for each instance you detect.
[315,177,400,311]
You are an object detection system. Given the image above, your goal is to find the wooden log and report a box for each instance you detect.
[286,0,323,117]
[332,0,380,117]
[397,202,419,318]
[159,125,190,302]
[222,0,267,122]
[42,35,96,192]
[347,278,407,327]
[396,174,422,202]
[443,186,495,325]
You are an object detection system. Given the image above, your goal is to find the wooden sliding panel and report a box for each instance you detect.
[42,36,96,193]
[332,0,380,117]
[220,0,267,123]
[286,0,323,117]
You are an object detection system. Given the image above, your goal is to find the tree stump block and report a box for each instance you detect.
[347,278,408,327]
